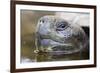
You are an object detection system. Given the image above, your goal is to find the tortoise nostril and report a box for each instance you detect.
[40,19,45,24]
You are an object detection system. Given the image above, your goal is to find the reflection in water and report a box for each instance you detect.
[21,46,89,63]
[21,33,89,63]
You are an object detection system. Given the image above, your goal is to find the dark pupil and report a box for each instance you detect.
[58,23,66,28]
[56,22,68,31]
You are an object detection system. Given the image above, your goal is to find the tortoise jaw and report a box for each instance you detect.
[40,44,80,55]
[52,44,75,51]
[38,38,80,54]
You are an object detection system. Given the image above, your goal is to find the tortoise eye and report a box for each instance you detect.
[58,23,66,28]
[56,21,69,31]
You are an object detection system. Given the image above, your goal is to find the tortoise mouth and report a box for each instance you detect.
[52,45,74,51]
[49,44,80,54]
[38,39,80,54]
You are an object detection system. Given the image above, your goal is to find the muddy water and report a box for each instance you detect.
[21,34,89,63]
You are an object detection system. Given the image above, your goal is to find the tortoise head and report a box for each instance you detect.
[35,15,88,54]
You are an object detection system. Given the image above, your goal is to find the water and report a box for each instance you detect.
[21,34,89,63]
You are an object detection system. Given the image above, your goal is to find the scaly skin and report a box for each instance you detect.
[35,15,88,54]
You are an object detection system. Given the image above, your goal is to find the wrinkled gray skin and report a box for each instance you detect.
[35,16,88,54]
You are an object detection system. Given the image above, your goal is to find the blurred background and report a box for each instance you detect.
[20,10,90,63]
